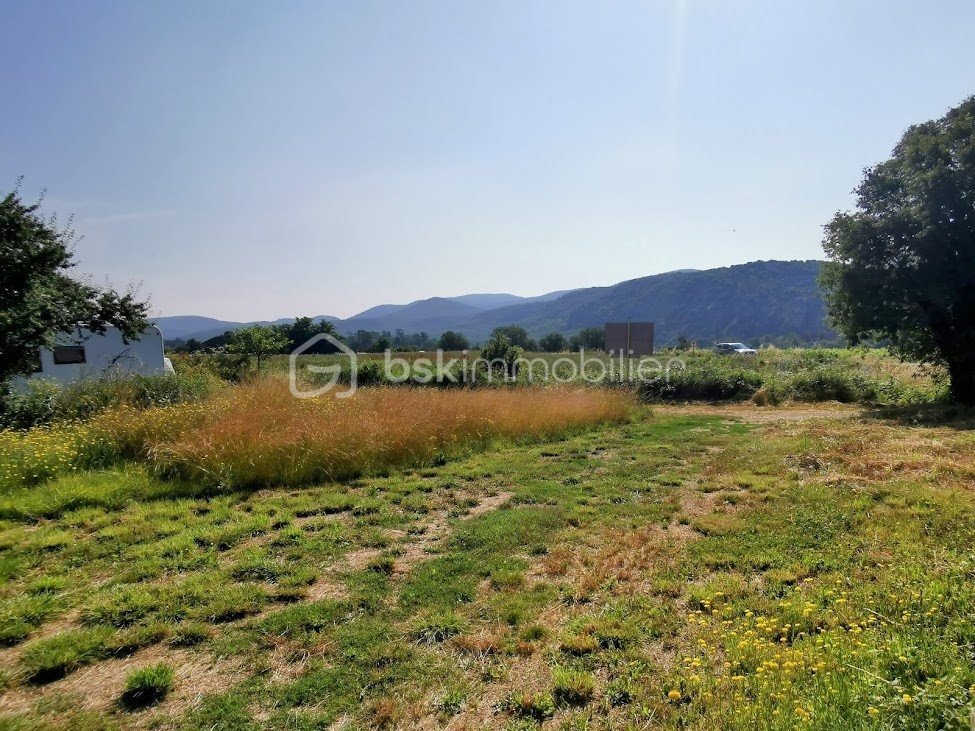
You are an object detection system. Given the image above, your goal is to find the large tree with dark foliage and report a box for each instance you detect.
[1,185,149,384]
[820,97,975,404]
[437,330,469,351]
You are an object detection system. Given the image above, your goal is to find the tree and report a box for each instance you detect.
[570,327,604,352]
[479,332,521,379]
[820,96,975,404]
[279,317,341,353]
[538,332,568,352]
[227,325,289,371]
[0,185,150,384]
[491,325,533,349]
[437,330,469,351]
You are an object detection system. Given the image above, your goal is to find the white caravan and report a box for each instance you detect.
[17,325,175,387]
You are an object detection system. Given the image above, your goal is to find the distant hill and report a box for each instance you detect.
[446,293,526,310]
[156,261,839,347]
[340,297,483,334]
[459,260,837,346]
[154,315,338,342]
[345,289,579,321]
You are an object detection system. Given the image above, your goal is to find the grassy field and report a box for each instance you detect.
[2,374,975,728]
[265,347,948,406]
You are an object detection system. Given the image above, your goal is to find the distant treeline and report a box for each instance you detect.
[166,321,842,356]
[166,321,611,354]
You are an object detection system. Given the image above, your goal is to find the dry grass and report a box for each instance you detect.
[148,379,632,487]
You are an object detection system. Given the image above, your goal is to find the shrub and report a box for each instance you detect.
[640,361,762,402]
[0,371,220,430]
[786,367,876,403]
[168,352,250,383]
[121,662,175,708]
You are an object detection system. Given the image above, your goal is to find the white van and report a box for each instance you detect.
[17,325,175,387]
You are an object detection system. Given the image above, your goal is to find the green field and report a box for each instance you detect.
[1,359,974,729]
[266,347,948,405]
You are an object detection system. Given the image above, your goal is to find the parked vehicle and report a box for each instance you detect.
[12,325,174,389]
[714,342,757,355]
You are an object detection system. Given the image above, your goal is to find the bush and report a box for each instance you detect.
[168,352,250,383]
[121,662,175,708]
[786,367,876,403]
[0,371,220,430]
[640,361,762,402]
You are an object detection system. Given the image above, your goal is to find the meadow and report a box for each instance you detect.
[265,347,948,406]
[0,350,972,729]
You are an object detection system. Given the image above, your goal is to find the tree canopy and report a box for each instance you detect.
[570,327,604,352]
[490,325,536,351]
[538,332,568,352]
[227,325,290,371]
[1,185,149,384]
[820,96,975,403]
[437,330,469,351]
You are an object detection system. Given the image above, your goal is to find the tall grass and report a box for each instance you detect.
[0,379,630,491]
[639,349,949,405]
[0,370,222,430]
[150,380,631,487]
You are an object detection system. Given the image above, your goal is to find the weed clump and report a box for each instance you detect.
[121,662,175,708]
[20,628,112,683]
[412,613,467,644]
[499,690,556,720]
[552,667,595,705]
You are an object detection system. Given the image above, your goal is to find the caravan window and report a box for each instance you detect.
[53,346,86,365]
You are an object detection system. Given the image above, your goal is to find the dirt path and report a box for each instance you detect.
[652,402,862,423]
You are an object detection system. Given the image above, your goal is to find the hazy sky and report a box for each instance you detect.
[3,1,974,320]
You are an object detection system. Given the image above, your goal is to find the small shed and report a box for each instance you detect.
[604,322,654,356]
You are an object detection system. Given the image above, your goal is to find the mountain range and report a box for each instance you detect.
[155,260,840,347]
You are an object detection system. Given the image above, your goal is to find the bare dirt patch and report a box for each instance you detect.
[654,403,862,424]
[0,645,245,725]
[464,491,512,519]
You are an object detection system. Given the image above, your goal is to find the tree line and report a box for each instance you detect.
[170,322,609,367]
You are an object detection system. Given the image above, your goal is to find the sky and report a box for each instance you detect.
[3,1,975,321]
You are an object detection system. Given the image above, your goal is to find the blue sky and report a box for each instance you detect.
[3,1,974,320]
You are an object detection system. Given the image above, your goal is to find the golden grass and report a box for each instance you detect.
[147,379,632,487]
[1,380,631,491]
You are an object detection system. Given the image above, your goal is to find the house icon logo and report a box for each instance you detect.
[288,334,357,399]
